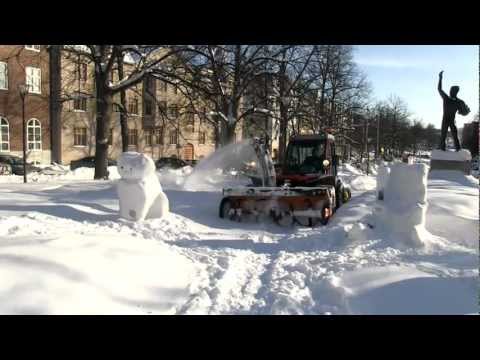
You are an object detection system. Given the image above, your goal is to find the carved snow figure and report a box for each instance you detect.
[117,152,169,221]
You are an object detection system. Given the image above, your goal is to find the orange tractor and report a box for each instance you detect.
[219,132,352,226]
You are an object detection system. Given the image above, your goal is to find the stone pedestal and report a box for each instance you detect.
[430,149,472,174]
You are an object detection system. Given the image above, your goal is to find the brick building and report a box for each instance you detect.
[0,45,51,164]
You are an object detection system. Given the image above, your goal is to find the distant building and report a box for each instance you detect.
[0,45,51,164]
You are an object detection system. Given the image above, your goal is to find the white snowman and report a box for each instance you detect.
[117,152,169,221]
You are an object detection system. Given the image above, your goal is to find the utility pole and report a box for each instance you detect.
[376,112,380,160]
[365,112,369,175]
[19,84,28,183]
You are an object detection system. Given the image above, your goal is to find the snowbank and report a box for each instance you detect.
[376,164,390,200]
[0,166,120,183]
[0,215,196,314]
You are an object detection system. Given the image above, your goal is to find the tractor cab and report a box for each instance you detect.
[276,133,338,187]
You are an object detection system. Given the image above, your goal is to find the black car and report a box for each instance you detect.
[155,157,188,169]
[70,156,117,171]
[0,154,41,175]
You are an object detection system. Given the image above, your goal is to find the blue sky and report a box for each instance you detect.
[354,45,479,129]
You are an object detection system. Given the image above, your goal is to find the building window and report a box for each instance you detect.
[160,80,168,92]
[74,62,88,82]
[128,129,138,146]
[186,106,195,129]
[26,66,41,94]
[199,131,206,145]
[128,97,139,115]
[169,130,178,145]
[155,127,164,145]
[145,99,153,116]
[73,127,87,146]
[158,101,167,115]
[27,119,41,151]
[145,129,153,146]
[169,105,178,118]
[25,45,41,52]
[0,117,9,151]
[0,62,8,90]
[73,96,87,111]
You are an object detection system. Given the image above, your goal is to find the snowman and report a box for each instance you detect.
[117,152,169,221]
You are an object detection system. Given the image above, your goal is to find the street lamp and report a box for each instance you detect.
[19,84,28,183]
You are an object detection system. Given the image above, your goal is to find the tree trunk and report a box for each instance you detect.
[49,45,63,164]
[278,58,288,164]
[94,77,113,180]
[117,57,129,152]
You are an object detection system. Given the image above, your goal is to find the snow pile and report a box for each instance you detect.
[0,166,120,183]
[376,163,431,248]
[117,152,169,221]
[431,149,472,161]
[0,214,196,315]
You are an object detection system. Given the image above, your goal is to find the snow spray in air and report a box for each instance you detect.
[183,140,261,191]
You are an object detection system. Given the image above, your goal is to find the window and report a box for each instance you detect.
[0,117,9,151]
[158,101,167,115]
[113,103,122,112]
[155,127,164,145]
[199,131,206,145]
[27,119,41,151]
[145,99,153,116]
[73,96,87,111]
[26,66,41,94]
[186,106,195,129]
[169,130,178,145]
[145,129,153,146]
[160,80,168,92]
[128,129,138,146]
[128,97,139,115]
[0,62,7,90]
[25,45,40,52]
[74,62,88,81]
[73,127,87,146]
[169,105,178,118]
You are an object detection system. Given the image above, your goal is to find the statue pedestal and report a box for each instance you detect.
[430,149,472,174]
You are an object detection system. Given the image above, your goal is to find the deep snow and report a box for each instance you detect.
[0,161,478,315]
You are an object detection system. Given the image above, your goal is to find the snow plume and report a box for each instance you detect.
[182,140,258,191]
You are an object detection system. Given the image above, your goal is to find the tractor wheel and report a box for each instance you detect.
[336,185,344,210]
[343,187,351,203]
[219,198,233,220]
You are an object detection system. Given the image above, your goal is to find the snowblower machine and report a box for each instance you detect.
[219,132,352,226]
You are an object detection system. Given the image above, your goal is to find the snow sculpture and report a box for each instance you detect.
[378,163,429,247]
[117,152,169,221]
[376,163,390,200]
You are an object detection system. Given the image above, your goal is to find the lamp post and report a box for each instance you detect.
[19,84,28,183]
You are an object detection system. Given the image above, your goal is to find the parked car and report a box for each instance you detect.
[0,161,12,175]
[70,156,117,171]
[0,154,41,175]
[155,157,188,169]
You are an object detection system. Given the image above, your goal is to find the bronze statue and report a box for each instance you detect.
[437,71,470,151]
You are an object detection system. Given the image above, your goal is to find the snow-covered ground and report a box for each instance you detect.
[0,161,478,314]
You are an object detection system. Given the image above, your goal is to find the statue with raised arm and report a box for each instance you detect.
[437,71,470,151]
